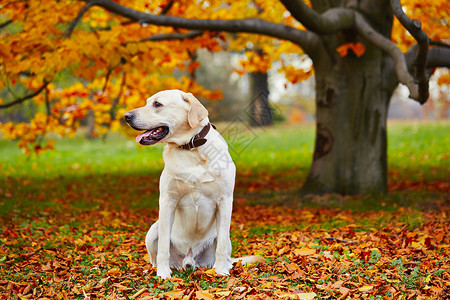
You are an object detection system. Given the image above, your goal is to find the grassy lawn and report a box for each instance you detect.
[0,120,449,299]
[0,120,448,214]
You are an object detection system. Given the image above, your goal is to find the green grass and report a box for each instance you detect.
[0,122,316,179]
[2,120,448,178]
[387,120,449,180]
[0,120,448,216]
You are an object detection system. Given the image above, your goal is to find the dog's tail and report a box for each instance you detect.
[232,255,265,266]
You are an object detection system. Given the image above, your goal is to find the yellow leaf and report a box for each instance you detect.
[294,248,316,256]
[358,285,374,292]
[204,268,217,277]
[213,289,231,297]
[276,291,317,299]
[437,73,450,86]
[162,290,185,299]
[130,287,147,299]
[411,241,422,248]
[195,290,214,300]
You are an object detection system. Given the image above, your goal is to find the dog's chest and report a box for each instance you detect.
[163,147,219,185]
[171,178,220,204]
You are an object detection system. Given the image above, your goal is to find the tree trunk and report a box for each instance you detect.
[85,109,96,140]
[303,62,390,194]
[302,1,396,195]
[249,71,272,127]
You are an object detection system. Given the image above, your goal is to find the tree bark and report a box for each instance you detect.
[249,72,272,127]
[303,59,391,194]
[302,1,396,195]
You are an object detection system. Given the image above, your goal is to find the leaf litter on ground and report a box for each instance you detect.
[1,192,449,299]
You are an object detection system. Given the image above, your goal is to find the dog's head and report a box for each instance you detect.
[124,90,208,146]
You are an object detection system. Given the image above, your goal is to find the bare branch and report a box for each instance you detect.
[279,0,354,34]
[121,1,174,26]
[109,72,126,120]
[102,67,113,92]
[430,41,450,50]
[354,13,421,103]
[82,0,320,56]
[407,45,450,69]
[0,82,50,109]
[390,0,429,103]
[141,30,203,42]
[0,19,13,31]
[160,1,174,15]
[427,47,450,69]
[65,3,93,38]
[45,86,51,116]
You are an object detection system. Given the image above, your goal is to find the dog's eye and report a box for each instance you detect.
[153,101,163,108]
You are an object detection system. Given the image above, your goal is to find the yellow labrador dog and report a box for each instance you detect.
[124,90,240,279]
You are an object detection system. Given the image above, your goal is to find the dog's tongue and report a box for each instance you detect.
[135,130,153,143]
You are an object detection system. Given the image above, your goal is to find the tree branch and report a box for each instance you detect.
[407,45,450,69]
[0,82,49,109]
[0,19,13,31]
[121,1,174,26]
[354,13,422,103]
[109,72,126,120]
[160,1,174,15]
[141,30,203,42]
[430,41,450,49]
[65,3,93,38]
[45,86,51,116]
[82,0,320,56]
[390,0,429,103]
[279,0,354,34]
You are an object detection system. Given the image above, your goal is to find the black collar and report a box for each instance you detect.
[179,123,216,150]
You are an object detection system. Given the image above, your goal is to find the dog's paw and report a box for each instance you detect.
[214,267,230,276]
[213,260,232,276]
[157,267,172,279]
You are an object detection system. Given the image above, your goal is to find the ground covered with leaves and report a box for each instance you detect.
[1,185,449,299]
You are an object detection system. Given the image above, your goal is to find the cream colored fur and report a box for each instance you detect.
[125,90,259,279]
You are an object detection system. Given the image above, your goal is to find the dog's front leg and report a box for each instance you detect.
[213,197,233,276]
[156,198,175,279]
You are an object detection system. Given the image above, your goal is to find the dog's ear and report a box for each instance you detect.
[182,92,208,128]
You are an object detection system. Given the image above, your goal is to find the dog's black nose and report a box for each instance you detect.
[124,112,134,123]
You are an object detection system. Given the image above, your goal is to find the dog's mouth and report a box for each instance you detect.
[135,126,170,145]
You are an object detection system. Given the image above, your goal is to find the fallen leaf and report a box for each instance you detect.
[276,290,317,299]
[111,283,132,292]
[330,280,344,289]
[162,290,185,299]
[358,285,374,292]
[294,248,316,256]
[339,286,350,299]
[131,287,148,299]
[195,290,214,300]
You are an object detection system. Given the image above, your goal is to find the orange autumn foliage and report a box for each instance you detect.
[337,42,366,58]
